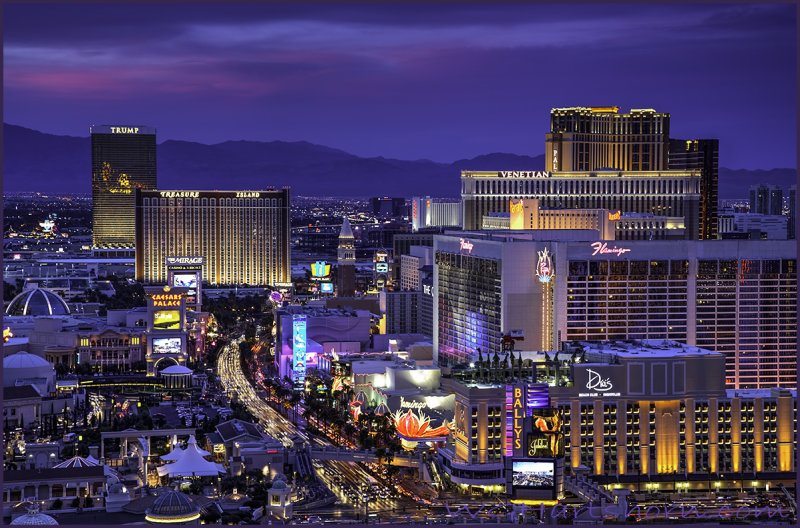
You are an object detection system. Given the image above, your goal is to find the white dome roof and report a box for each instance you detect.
[3,351,51,370]
[160,365,193,375]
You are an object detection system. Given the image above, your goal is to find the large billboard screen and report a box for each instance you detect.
[526,409,564,458]
[512,460,555,489]
[153,310,181,330]
[311,261,331,280]
[172,273,198,288]
[152,337,182,354]
[292,316,308,390]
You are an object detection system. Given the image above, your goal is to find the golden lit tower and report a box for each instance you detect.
[91,125,157,250]
[545,107,670,172]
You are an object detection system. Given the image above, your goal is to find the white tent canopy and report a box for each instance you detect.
[157,435,223,478]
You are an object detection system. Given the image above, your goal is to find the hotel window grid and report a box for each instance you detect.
[461,170,701,235]
[435,252,502,365]
[565,257,796,389]
[136,190,291,287]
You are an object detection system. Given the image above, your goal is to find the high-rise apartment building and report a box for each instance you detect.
[545,107,670,172]
[134,189,291,286]
[460,169,700,236]
[749,184,783,216]
[91,125,157,248]
[669,139,719,239]
[433,233,797,389]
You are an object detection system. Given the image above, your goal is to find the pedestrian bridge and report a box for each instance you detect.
[309,446,422,468]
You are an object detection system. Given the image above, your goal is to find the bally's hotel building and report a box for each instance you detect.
[433,233,796,390]
[135,189,291,287]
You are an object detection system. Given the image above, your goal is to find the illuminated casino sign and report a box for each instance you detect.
[110,126,140,134]
[553,148,559,171]
[311,261,332,279]
[292,315,308,390]
[160,191,199,198]
[150,293,184,308]
[511,387,525,452]
[608,211,621,221]
[507,384,549,457]
[166,256,203,266]
[39,219,56,232]
[576,366,623,398]
[536,247,554,283]
[509,200,524,214]
[236,192,260,198]
[459,238,474,253]
[499,171,552,178]
[590,241,631,257]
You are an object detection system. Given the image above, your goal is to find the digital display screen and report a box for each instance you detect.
[152,337,182,354]
[153,310,181,330]
[376,263,389,273]
[512,461,555,489]
[320,282,334,293]
[172,273,198,288]
[527,409,564,457]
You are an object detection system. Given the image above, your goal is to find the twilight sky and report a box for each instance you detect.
[3,3,797,168]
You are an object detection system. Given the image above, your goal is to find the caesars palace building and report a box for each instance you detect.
[432,232,797,390]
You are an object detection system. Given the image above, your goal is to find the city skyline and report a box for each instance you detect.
[4,3,797,169]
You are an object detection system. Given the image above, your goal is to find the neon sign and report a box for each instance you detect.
[150,293,184,307]
[499,171,552,178]
[553,148,559,171]
[166,256,203,266]
[236,192,259,198]
[536,247,554,283]
[509,200,524,214]
[459,238,474,253]
[608,211,621,221]
[590,242,631,256]
[585,369,613,391]
[292,316,308,390]
[160,191,199,198]
[3,328,13,343]
[311,261,331,278]
[513,388,524,450]
[39,219,56,232]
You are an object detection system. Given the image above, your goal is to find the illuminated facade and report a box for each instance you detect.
[135,189,291,286]
[144,285,190,376]
[438,378,508,490]
[549,341,796,487]
[434,233,797,389]
[411,197,462,231]
[482,198,685,240]
[91,125,157,248]
[77,329,145,373]
[460,169,700,236]
[337,217,356,297]
[545,107,670,172]
[669,139,719,239]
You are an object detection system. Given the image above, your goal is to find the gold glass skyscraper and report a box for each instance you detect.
[91,125,157,248]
